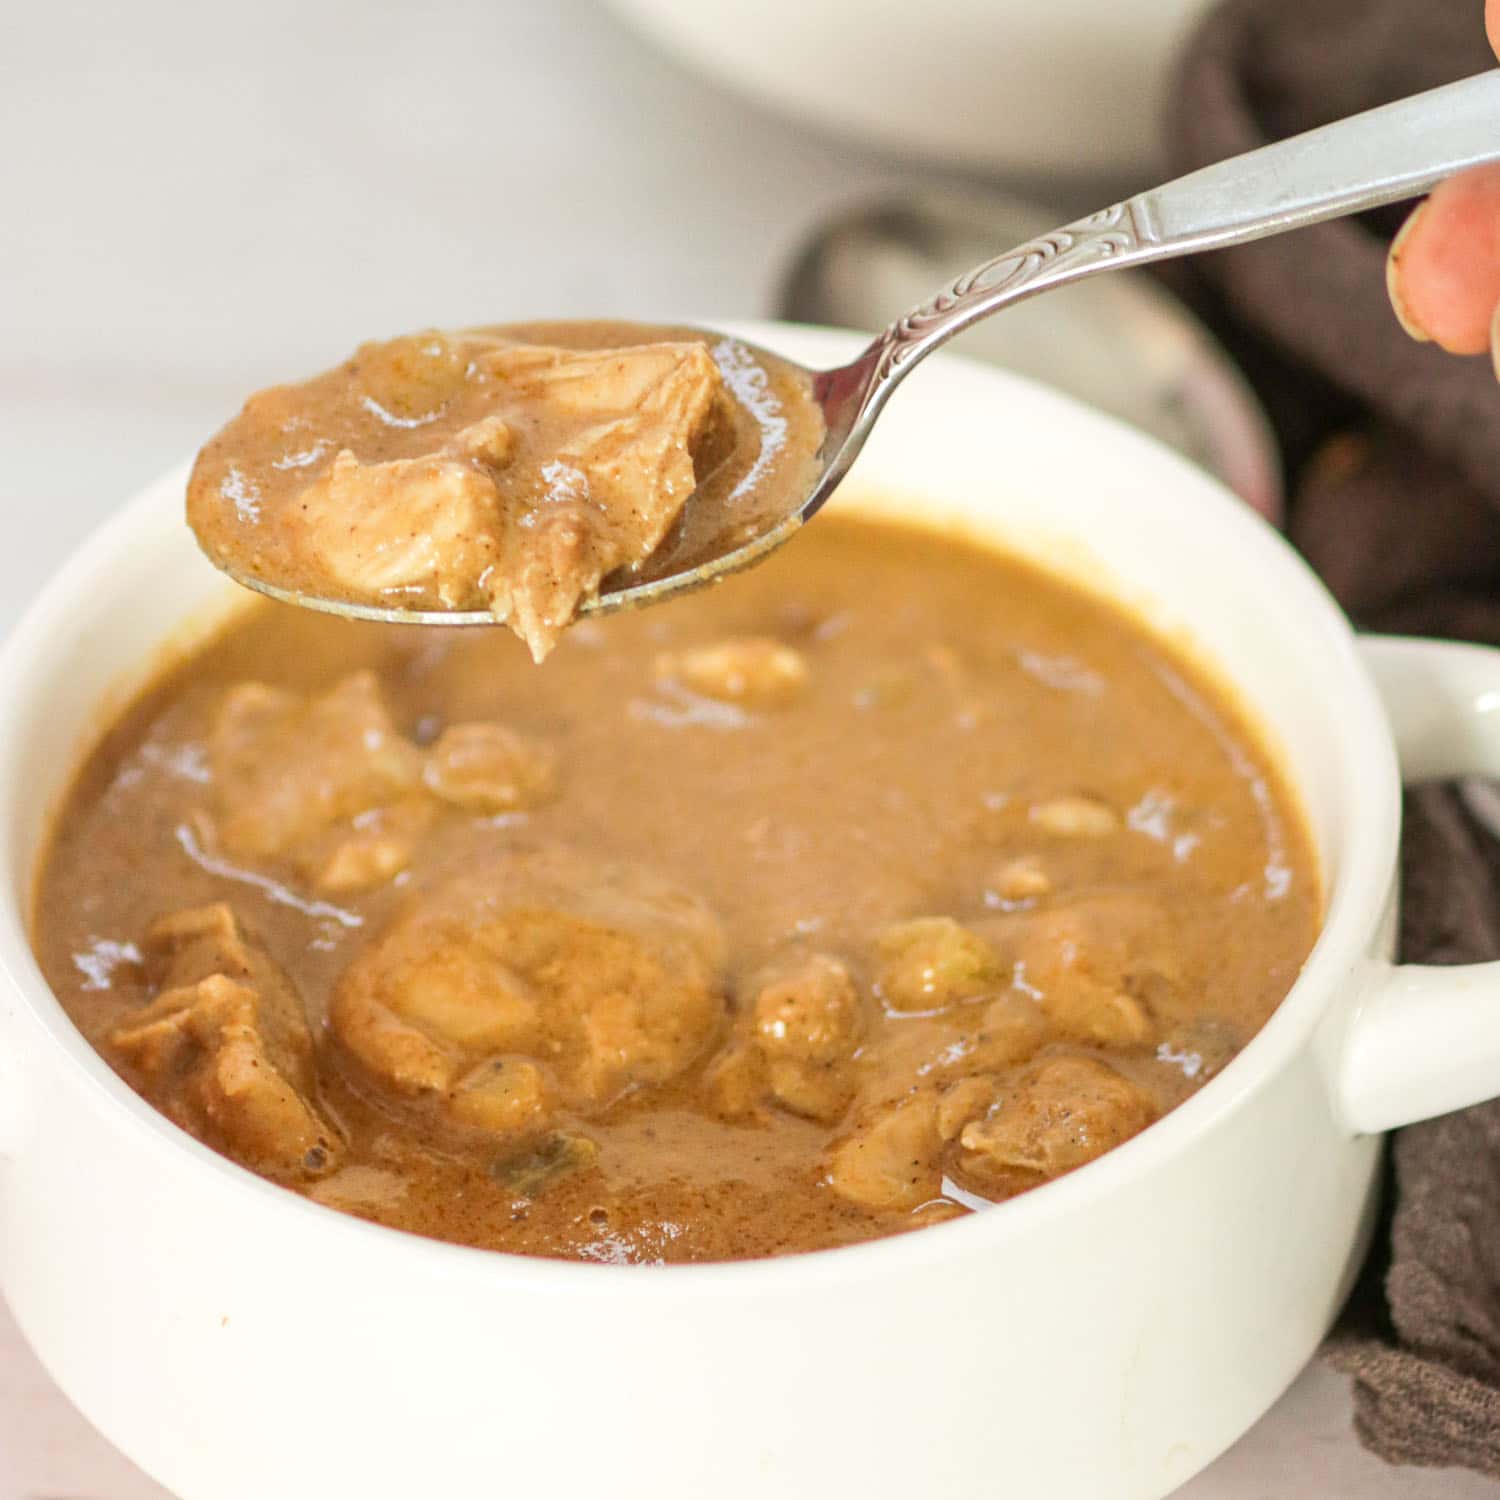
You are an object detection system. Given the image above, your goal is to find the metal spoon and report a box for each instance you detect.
[234,68,1500,626]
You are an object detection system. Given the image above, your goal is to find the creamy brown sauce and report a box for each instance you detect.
[187,321,825,660]
[32,516,1319,1263]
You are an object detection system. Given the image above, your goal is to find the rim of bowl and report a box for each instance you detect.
[0,321,1400,1297]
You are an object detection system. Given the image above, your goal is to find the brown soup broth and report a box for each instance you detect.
[32,514,1319,1263]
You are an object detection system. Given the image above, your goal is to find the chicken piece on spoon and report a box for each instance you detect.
[188,323,824,661]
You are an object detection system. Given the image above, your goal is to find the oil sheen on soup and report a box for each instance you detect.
[32,515,1319,1263]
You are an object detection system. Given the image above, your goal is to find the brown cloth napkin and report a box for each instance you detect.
[1168,0,1500,1477]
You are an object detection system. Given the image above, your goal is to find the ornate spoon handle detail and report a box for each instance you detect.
[870,201,1150,383]
[817,67,1500,471]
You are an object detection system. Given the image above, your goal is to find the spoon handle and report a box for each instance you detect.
[863,68,1500,390]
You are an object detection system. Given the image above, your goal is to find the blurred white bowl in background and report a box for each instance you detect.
[604,0,1217,179]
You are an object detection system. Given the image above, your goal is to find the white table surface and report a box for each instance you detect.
[1,2,1496,1495]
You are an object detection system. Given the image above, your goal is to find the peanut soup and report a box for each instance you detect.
[32,516,1318,1263]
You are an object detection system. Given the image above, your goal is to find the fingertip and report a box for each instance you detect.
[1384,167,1500,355]
[1487,0,1500,60]
[1387,202,1434,343]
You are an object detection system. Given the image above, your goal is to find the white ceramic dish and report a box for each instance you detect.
[2,324,1500,1500]
[604,0,1217,177]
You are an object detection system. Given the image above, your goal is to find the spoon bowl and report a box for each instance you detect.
[218,323,832,626]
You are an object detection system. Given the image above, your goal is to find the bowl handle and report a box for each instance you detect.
[1339,635,1500,1133]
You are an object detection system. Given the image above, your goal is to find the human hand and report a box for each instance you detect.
[1386,0,1500,371]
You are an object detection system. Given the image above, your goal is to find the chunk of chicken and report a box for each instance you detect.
[112,905,341,1180]
[1012,896,1175,1047]
[751,954,864,1122]
[968,994,1051,1072]
[422,722,558,813]
[754,953,863,1062]
[460,413,517,467]
[487,507,601,666]
[936,1075,1002,1141]
[333,912,539,1096]
[210,671,567,887]
[210,672,424,864]
[283,450,509,609]
[958,1055,1156,1182]
[331,846,725,1125]
[826,1092,943,1211]
[655,637,809,708]
[702,1042,770,1122]
[875,917,1003,1013]
[294,798,437,894]
[142,901,258,988]
[482,342,729,661]
[489,340,723,433]
[848,990,1049,1114]
[1045,985,1152,1048]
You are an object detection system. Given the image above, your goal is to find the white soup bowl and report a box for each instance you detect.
[2,324,1500,1499]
